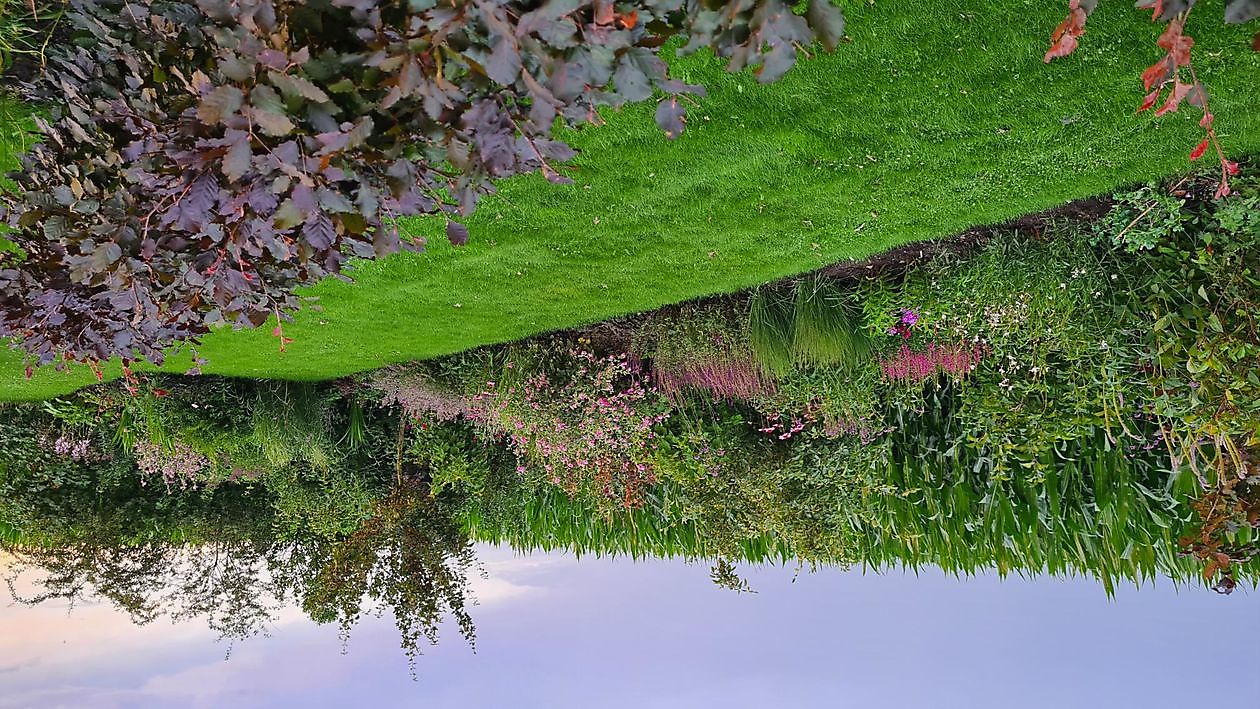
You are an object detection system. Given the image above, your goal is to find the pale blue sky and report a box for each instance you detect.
[3,545,1257,708]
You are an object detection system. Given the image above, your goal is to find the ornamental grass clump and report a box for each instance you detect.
[370,366,476,424]
[878,342,984,383]
[748,278,874,376]
[636,303,775,403]
[474,344,671,510]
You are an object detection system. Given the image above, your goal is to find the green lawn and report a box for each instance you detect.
[3,1,1260,400]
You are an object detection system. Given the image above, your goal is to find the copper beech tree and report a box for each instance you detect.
[0,0,846,370]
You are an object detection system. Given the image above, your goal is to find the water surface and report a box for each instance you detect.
[3,545,1256,709]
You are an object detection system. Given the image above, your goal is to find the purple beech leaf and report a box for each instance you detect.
[655,97,686,139]
[258,49,289,70]
[196,85,244,124]
[806,0,846,51]
[268,71,331,103]
[486,35,522,85]
[221,130,253,181]
[304,211,337,250]
[446,220,470,246]
[246,85,295,136]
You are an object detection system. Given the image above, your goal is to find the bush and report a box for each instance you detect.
[1115,172,1260,479]
[474,341,671,511]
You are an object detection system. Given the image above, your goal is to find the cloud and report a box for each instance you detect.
[0,658,40,675]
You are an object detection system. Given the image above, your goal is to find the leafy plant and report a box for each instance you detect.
[1178,457,1260,593]
[1096,183,1189,252]
[1119,169,1260,481]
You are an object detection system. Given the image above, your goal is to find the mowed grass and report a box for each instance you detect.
[3,1,1260,400]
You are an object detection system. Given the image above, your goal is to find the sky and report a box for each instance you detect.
[2,545,1258,709]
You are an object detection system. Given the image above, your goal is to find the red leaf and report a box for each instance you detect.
[1224,160,1240,176]
[1215,177,1232,200]
[1154,81,1191,116]
[593,0,614,25]
[1044,6,1088,63]
[272,325,283,338]
[1141,56,1174,91]
[1137,0,1165,21]
[1156,20,1194,65]
[1137,89,1161,113]
[1044,33,1079,62]
[1189,138,1209,160]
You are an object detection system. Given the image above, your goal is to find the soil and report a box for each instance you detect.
[814,195,1114,282]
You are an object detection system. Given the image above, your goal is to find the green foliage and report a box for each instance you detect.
[3,479,476,661]
[1097,184,1190,252]
[293,487,477,667]
[748,278,873,376]
[748,288,797,377]
[475,341,671,512]
[407,421,493,497]
[266,465,378,541]
[1118,173,1260,477]
[859,232,1144,474]
[0,94,37,196]
[789,277,873,368]
[859,392,1206,594]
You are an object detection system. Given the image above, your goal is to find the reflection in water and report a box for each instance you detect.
[2,484,474,664]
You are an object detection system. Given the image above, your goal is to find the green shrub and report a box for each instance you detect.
[407,421,492,497]
[1117,173,1260,479]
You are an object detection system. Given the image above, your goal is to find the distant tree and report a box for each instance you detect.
[3,476,478,663]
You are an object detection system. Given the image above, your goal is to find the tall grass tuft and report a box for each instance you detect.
[748,277,873,375]
[251,382,337,473]
[747,288,796,377]
[791,276,872,368]
[637,303,775,403]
